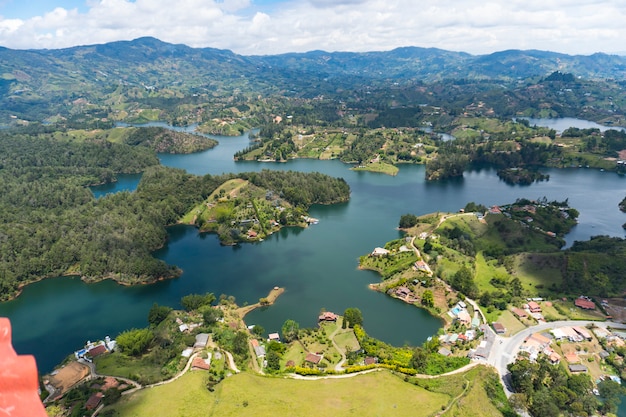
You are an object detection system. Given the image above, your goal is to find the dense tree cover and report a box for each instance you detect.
[564,235,626,296]
[399,213,419,229]
[497,168,549,185]
[281,319,300,342]
[507,355,611,416]
[180,293,216,311]
[116,328,154,356]
[339,131,386,164]
[0,129,351,299]
[147,303,173,326]
[342,307,363,329]
[240,170,350,208]
[124,127,218,154]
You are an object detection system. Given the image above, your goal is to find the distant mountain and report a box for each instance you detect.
[2,37,626,122]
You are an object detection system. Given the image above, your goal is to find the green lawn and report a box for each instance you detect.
[350,162,399,176]
[333,329,360,352]
[110,370,450,417]
[474,252,510,293]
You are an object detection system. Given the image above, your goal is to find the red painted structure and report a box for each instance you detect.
[0,317,47,417]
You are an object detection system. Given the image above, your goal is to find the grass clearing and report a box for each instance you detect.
[495,310,527,336]
[350,161,399,176]
[513,253,563,295]
[111,370,450,417]
[474,252,510,293]
[333,329,360,352]
[109,370,214,417]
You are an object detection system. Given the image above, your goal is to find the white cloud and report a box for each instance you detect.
[0,0,625,55]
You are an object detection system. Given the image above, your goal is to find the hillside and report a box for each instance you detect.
[3,37,626,125]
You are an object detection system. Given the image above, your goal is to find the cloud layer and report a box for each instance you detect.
[0,0,624,55]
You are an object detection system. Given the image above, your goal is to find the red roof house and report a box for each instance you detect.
[574,297,595,310]
[87,344,107,357]
[0,317,47,417]
[85,392,103,410]
[318,312,338,322]
[527,301,541,313]
[305,353,322,365]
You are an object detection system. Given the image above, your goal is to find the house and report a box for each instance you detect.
[268,333,280,342]
[438,347,452,357]
[85,392,103,410]
[247,229,258,239]
[489,206,502,214]
[364,356,378,365]
[568,364,588,373]
[194,333,210,349]
[305,353,322,365]
[253,345,266,358]
[511,308,528,319]
[574,297,595,310]
[179,323,189,332]
[191,356,211,371]
[371,247,389,257]
[565,352,580,363]
[395,286,412,298]
[318,312,338,322]
[414,260,429,272]
[87,344,107,358]
[492,322,506,334]
[457,311,471,326]
[527,301,541,313]
[573,326,592,341]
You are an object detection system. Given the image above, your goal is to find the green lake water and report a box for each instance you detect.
[3,126,626,384]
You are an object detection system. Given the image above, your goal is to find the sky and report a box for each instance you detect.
[0,0,624,56]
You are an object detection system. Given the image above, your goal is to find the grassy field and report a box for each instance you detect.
[350,161,399,176]
[493,310,527,336]
[110,369,452,417]
[513,253,563,295]
[474,252,509,294]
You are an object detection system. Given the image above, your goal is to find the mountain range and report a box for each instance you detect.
[2,37,626,123]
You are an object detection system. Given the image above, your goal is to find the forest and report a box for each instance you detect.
[0,131,350,301]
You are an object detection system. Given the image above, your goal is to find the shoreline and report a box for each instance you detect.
[237,286,285,319]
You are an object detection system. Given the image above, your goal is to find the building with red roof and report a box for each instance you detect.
[574,297,595,310]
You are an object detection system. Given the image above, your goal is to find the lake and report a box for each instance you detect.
[2,122,626,385]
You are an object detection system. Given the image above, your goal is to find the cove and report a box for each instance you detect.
[2,129,626,377]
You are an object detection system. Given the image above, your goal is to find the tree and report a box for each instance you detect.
[116,328,153,356]
[147,303,172,326]
[409,347,427,372]
[343,307,363,328]
[266,350,280,372]
[281,319,300,342]
[421,290,434,307]
[399,213,418,229]
[181,293,216,311]
[252,324,265,338]
[232,331,249,355]
[202,307,224,325]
